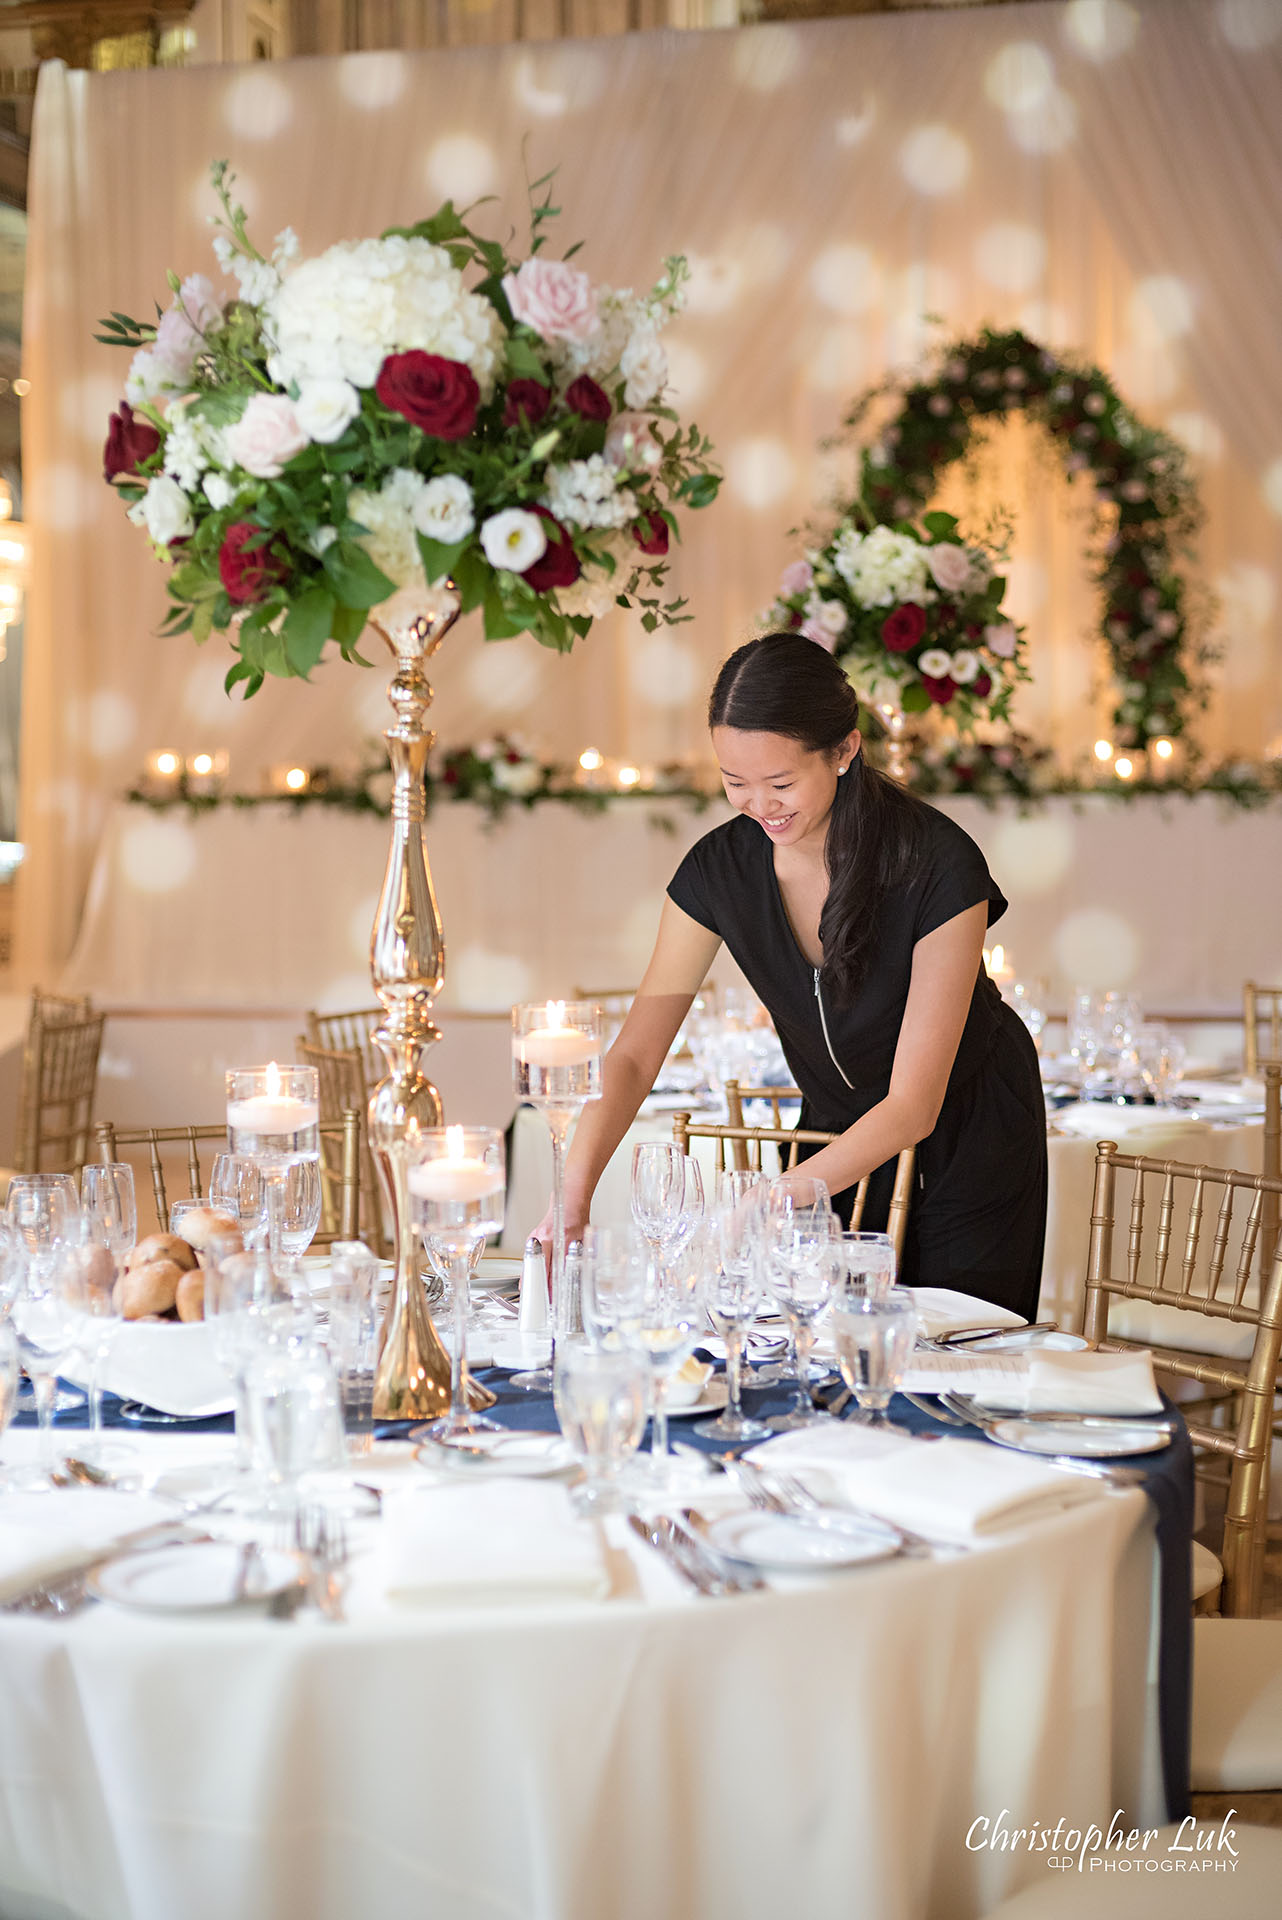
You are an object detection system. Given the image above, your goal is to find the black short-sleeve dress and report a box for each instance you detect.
[668,806,1047,1319]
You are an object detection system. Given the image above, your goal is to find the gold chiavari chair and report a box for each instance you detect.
[1244,981,1282,1077]
[303,1006,382,1103]
[11,990,107,1177]
[297,1036,390,1256]
[724,1078,803,1147]
[671,1108,915,1262]
[1262,1061,1280,1283]
[1083,1139,1282,1617]
[93,1113,363,1246]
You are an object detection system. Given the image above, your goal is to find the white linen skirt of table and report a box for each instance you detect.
[0,1471,1163,1920]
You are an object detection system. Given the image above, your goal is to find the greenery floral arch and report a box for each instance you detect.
[843,328,1207,748]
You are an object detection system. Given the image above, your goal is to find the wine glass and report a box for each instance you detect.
[209,1153,266,1242]
[631,1223,705,1485]
[1135,1024,1187,1107]
[764,1179,837,1430]
[80,1163,136,1262]
[581,1225,647,1349]
[554,1336,650,1513]
[408,1125,506,1443]
[225,1064,320,1265]
[511,1001,603,1392]
[242,1331,344,1524]
[10,1250,79,1487]
[62,1236,129,1469]
[6,1173,80,1253]
[695,1185,772,1443]
[833,1283,918,1429]
[631,1142,686,1274]
[279,1159,323,1267]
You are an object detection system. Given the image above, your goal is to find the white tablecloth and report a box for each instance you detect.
[0,1431,1163,1920]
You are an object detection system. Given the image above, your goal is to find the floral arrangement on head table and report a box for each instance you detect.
[764,508,1028,731]
[99,163,721,697]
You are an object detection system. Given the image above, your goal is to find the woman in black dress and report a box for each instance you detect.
[556,631,1047,1321]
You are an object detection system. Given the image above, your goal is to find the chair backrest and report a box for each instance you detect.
[1262,1063,1280,1285]
[93,1113,363,1245]
[1083,1138,1282,1616]
[724,1079,803,1146]
[16,990,107,1173]
[303,1007,382,1101]
[670,1109,915,1260]
[1243,982,1282,1077]
[297,1036,389,1256]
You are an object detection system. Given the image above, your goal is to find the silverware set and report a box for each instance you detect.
[626,1511,764,1596]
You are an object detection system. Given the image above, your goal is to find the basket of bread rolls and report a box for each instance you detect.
[117,1208,244,1323]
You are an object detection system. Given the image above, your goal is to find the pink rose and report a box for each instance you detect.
[604,412,662,473]
[503,258,599,344]
[799,619,837,653]
[926,543,972,594]
[225,393,309,478]
[779,560,814,597]
[983,621,1018,659]
[155,274,223,369]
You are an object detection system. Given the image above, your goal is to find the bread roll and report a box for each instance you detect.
[175,1268,206,1322]
[126,1232,197,1274]
[174,1207,241,1256]
[120,1258,183,1319]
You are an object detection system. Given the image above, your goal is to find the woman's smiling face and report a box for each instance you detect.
[712,725,858,855]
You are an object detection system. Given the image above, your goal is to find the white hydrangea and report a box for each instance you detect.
[556,570,617,621]
[831,525,934,609]
[545,455,637,532]
[491,756,543,797]
[620,326,668,409]
[264,235,505,395]
[203,471,236,511]
[804,593,848,638]
[162,404,210,493]
[412,473,474,546]
[349,468,432,588]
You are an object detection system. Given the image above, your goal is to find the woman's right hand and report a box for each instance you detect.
[531,1197,592,1279]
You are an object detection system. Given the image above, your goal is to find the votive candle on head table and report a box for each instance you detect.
[407,1125,506,1441]
[510,1001,603,1392]
[225,1063,320,1161]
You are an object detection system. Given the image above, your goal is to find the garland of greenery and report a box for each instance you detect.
[844,328,1209,748]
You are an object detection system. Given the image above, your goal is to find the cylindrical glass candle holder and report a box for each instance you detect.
[407,1125,505,1442]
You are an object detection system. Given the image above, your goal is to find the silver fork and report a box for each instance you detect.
[733,1457,961,1557]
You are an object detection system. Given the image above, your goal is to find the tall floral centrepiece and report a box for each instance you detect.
[765,509,1027,780]
[101,162,721,1418]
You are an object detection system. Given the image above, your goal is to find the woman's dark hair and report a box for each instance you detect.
[708,632,934,1000]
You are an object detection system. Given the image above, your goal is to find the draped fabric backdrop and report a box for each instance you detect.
[15,0,1282,983]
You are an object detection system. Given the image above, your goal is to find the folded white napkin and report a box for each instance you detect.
[1004,1348,1162,1415]
[378,1482,608,1605]
[1053,1102,1211,1140]
[0,1488,177,1601]
[62,1322,236,1418]
[751,1426,1101,1543]
[906,1289,1026,1340]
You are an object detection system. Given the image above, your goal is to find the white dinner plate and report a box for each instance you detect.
[471,1255,522,1293]
[90,1540,304,1612]
[703,1508,901,1572]
[987,1418,1172,1458]
[953,1330,1088,1355]
[666,1380,729,1420]
[413,1430,575,1476]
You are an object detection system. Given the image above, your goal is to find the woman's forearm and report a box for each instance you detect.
[795,1091,928,1199]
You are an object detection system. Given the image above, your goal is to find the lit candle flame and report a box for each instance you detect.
[546,999,566,1031]
[266,1061,281,1098]
[446,1124,465,1161]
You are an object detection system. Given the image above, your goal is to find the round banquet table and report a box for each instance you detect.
[0,1377,1181,1920]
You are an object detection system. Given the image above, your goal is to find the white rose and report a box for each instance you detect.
[225,394,309,478]
[480,508,548,574]
[294,379,361,444]
[203,471,236,510]
[620,326,668,408]
[918,648,953,679]
[412,474,475,546]
[491,757,543,796]
[129,475,194,546]
[925,543,973,594]
[813,597,848,637]
[950,649,981,684]
[983,621,1018,659]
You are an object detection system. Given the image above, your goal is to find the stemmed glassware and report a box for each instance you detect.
[7,1174,83,1415]
[225,1064,320,1266]
[631,1143,686,1277]
[695,1179,772,1442]
[80,1163,136,1263]
[511,1000,603,1392]
[631,1222,704,1485]
[581,1225,647,1349]
[833,1283,918,1429]
[10,1250,79,1486]
[0,1319,17,1487]
[1135,1024,1187,1106]
[209,1153,266,1241]
[553,1335,649,1513]
[764,1178,837,1431]
[69,1171,133,1465]
[408,1125,506,1443]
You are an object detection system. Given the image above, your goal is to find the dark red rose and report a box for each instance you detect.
[375,351,478,439]
[788,611,804,630]
[218,522,289,605]
[444,765,459,786]
[881,603,927,653]
[564,376,611,423]
[922,674,958,706]
[103,402,161,481]
[523,505,581,593]
[632,511,669,556]
[503,379,552,429]
[972,671,993,699]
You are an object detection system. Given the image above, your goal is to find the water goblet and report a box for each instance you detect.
[833,1283,918,1429]
[408,1125,505,1443]
[511,1001,603,1391]
[553,1336,649,1514]
[838,1230,897,1302]
[225,1064,320,1265]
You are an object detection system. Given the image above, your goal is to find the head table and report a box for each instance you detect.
[0,1366,1190,1920]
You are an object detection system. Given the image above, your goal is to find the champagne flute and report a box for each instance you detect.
[408,1125,506,1443]
[511,1001,603,1392]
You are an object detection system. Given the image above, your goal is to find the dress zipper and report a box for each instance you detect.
[813,967,855,1089]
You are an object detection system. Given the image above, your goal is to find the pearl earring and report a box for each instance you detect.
[838,765,847,775]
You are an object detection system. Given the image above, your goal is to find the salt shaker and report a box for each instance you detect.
[518,1234,549,1334]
